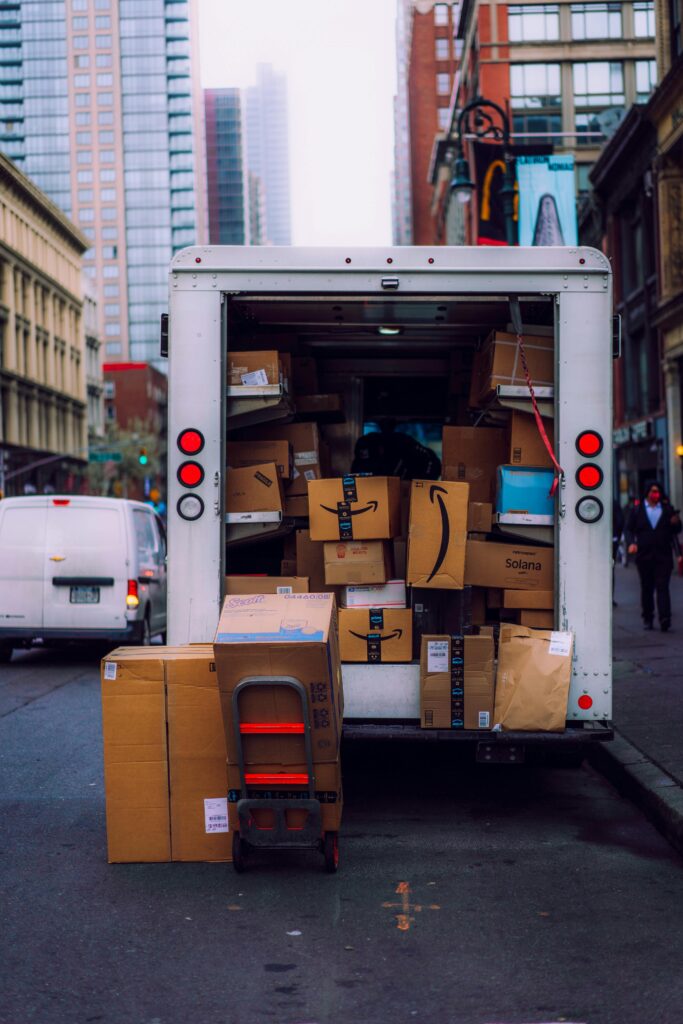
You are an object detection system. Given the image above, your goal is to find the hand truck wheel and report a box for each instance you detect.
[323,831,339,873]
[232,831,247,873]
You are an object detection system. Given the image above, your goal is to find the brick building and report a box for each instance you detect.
[103,361,167,502]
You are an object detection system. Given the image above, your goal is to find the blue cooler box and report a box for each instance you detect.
[496,465,555,519]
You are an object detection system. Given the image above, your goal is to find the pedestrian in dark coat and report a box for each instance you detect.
[627,482,681,631]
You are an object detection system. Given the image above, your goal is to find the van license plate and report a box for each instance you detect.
[70,587,100,604]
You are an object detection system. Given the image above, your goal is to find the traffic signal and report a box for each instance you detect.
[138,447,148,466]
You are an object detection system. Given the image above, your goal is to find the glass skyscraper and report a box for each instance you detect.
[0,0,206,364]
[245,64,292,247]
[204,88,249,245]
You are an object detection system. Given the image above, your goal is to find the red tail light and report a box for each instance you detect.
[576,464,603,490]
[578,695,593,710]
[52,499,70,506]
[177,461,204,488]
[126,579,139,609]
[177,428,204,455]
[576,430,603,457]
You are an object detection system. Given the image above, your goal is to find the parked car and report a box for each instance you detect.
[0,495,167,661]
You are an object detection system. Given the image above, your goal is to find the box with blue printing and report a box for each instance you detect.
[496,465,555,518]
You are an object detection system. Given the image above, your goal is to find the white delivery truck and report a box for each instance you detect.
[0,495,167,659]
[165,246,614,759]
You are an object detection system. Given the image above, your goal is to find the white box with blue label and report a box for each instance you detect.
[496,465,555,522]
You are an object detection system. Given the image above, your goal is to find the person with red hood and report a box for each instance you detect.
[627,481,681,631]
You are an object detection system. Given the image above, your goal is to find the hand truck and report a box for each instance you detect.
[230,675,340,873]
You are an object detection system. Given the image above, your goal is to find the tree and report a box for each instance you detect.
[87,419,162,501]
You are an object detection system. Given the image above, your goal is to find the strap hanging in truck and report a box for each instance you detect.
[509,296,564,498]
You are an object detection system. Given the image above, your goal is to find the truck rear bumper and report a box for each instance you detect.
[342,720,613,744]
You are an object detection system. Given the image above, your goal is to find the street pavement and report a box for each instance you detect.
[589,564,683,854]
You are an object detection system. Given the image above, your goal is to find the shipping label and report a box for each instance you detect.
[103,662,117,680]
[240,368,269,386]
[204,797,229,834]
[549,631,572,657]
[294,450,318,466]
[427,640,449,674]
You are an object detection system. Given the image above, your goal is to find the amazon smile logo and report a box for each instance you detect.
[427,485,450,583]
[320,500,379,517]
[349,628,403,643]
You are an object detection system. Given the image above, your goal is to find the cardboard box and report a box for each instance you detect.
[420,634,495,730]
[227,440,291,480]
[519,609,554,628]
[101,647,231,864]
[323,540,392,585]
[227,759,342,833]
[508,410,554,468]
[228,350,280,387]
[226,462,284,515]
[292,356,319,394]
[280,559,298,576]
[442,427,507,503]
[284,493,309,517]
[342,580,407,609]
[393,538,407,579]
[296,394,343,417]
[309,476,401,542]
[468,502,492,533]
[496,466,555,517]
[465,540,554,591]
[407,479,469,589]
[478,331,554,402]
[503,589,554,610]
[338,607,412,663]
[241,422,323,497]
[296,529,332,593]
[213,593,343,764]
[225,576,309,596]
[410,588,473,659]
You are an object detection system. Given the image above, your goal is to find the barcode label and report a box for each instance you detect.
[294,450,318,466]
[276,586,293,594]
[304,469,317,481]
[478,711,490,728]
[103,662,117,680]
[241,368,269,386]
[204,797,229,834]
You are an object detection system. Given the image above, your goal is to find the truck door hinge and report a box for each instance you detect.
[160,313,168,358]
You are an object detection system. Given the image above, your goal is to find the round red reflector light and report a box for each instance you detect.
[177,428,204,455]
[576,430,603,457]
[578,695,593,710]
[576,463,603,490]
[177,461,204,488]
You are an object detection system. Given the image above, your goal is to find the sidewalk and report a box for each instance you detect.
[588,562,683,855]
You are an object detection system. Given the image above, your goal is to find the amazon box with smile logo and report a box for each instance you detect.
[308,476,401,542]
[407,480,469,590]
[338,607,412,663]
[213,593,343,764]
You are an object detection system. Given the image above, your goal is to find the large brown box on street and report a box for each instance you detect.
[478,331,554,402]
[213,593,343,765]
[308,476,401,541]
[507,411,554,468]
[228,350,280,387]
[442,427,507,503]
[420,634,495,730]
[407,479,469,589]
[323,540,392,585]
[225,576,309,596]
[242,422,324,497]
[338,607,412,663]
[227,440,292,479]
[101,647,231,864]
[465,540,554,591]
[226,463,284,514]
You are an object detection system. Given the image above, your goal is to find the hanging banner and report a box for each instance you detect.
[516,154,577,246]
[473,142,515,246]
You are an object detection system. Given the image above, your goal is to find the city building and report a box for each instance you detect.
[0,0,207,364]
[0,152,91,496]
[103,360,167,501]
[392,0,415,245]
[83,276,104,443]
[245,64,292,246]
[204,88,249,245]
[416,0,657,245]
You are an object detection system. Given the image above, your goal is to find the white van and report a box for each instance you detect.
[0,495,167,661]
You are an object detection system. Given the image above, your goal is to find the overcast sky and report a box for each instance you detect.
[197,0,398,246]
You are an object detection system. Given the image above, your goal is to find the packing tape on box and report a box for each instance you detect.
[450,635,465,729]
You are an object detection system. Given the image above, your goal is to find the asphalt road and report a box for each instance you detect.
[1,647,682,1024]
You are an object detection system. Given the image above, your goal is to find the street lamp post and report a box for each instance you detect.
[449,96,517,246]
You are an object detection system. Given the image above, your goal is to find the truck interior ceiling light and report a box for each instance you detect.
[377,326,402,336]
[578,695,593,709]
[177,428,204,455]
[177,494,204,521]
[177,461,204,488]
[576,430,603,457]
[576,463,603,490]
[575,496,604,523]
[126,579,139,609]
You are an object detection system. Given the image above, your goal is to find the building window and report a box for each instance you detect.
[512,110,562,140]
[76,151,92,164]
[435,38,449,60]
[96,54,113,67]
[100,149,115,162]
[101,206,117,219]
[73,36,89,49]
[105,304,120,316]
[437,106,450,130]
[100,168,115,181]
[77,170,93,183]
[508,4,559,42]
[96,35,112,48]
[99,130,114,144]
[98,111,114,125]
[576,162,594,194]
[74,55,90,68]
[75,93,91,107]
[101,187,116,200]
[105,323,120,336]
[571,3,621,40]
[434,4,450,26]
[74,74,91,87]
[103,284,119,297]
[76,112,91,126]
[573,62,625,144]
[103,266,119,278]
[97,73,113,87]
[72,16,88,28]
[633,1,655,37]
[95,15,111,28]
[76,131,92,145]
[635,59,657,101]
[78,188,94,201]
[97,93,113,106]
[671,0,683,59]
[436,72,450,95]
[79,208,94,221]
[510,63,561,108]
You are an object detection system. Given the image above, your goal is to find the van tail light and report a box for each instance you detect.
[126,579,139,609]
[52,499,70,506]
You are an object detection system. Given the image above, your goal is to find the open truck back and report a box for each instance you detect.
[166,246,613,759]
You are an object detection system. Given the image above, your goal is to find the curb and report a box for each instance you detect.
[588,731,683,858]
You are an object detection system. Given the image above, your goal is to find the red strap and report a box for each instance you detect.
[515,331,564,497]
